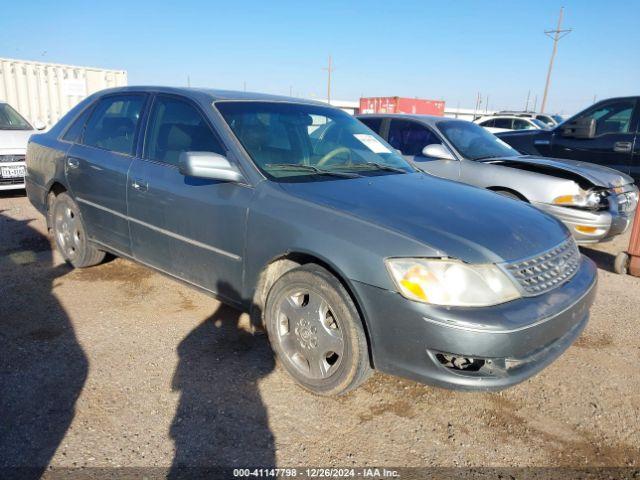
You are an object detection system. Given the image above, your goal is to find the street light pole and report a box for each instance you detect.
[540,7,572,113]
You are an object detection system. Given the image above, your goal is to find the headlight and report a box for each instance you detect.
[385,258,521,307]
[553,189,604,209]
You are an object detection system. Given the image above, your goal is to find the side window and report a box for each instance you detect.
[62,105,94,142]
[579,101,635,135]
[479,119,494,127]
[513,118,535,130]
[387,120,442,156]
[359,117,383,135]
[493,118,513,129]
[82,95,145,155]
[145,96,224,166]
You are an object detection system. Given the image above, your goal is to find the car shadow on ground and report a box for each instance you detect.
[168,283,276,476]
[0,212,87,480]
[579,246,617,273]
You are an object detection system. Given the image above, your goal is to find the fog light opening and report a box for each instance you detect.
[435,353,485,372]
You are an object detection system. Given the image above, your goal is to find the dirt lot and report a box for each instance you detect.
[1,191,639,476]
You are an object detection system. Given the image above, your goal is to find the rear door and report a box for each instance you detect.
[550,98,637,175]
[65,93,148,255]
[127,94,252,302]
[386,119,460,179]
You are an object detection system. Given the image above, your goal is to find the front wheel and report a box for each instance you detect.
[51,193,105,268]
[265,264,371,396]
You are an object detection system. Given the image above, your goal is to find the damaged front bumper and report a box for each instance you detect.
[533,186,638,244]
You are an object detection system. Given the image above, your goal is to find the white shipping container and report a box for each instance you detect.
[0,57,127,128]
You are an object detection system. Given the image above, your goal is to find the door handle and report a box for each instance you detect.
[614,141,632,153]
[67,157,80,169]
[131,179,148,192]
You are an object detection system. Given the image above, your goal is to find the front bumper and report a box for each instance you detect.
[0,160,26,191]
[352,256,597,391]
[533,197,636,244]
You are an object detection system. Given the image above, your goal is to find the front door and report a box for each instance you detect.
[65,93,148,255]
[551,98,637,176]
[127,94,253,302]
[386,119,460,179]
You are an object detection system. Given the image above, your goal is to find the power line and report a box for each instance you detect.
[540,6,572,113]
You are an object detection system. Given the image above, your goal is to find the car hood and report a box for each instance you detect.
[485,155,634,188]
[279,173,569,264]
[0,129,34,151]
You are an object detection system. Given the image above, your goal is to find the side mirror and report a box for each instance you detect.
[421,144,455,160]
[178,152,244,183]
[562,117,596,139]
[33,120,47,131]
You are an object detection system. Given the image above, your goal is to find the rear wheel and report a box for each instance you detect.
[52,193,105,268]
[265,264,371,396]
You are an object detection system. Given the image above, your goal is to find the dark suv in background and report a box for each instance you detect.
[497,97,640,183]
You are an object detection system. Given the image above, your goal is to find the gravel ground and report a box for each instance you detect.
[1,191,639,477]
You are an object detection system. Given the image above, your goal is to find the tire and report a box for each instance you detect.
[265,264,372,396]
[51,193,105,268]
[494,189,523,201]
[614,252,629,275]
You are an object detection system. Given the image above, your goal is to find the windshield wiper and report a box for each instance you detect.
[329,162,408,174]
[265,163,361,178]
[362,162,408,173]
[473,155,499,161]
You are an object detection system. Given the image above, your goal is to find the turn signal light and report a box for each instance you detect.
[575,225,598,234]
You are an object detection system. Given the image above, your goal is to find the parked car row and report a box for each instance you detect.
[474,114,551,134]
[357,114,638,244]
[497,96,640,184]
[25,86,600,396]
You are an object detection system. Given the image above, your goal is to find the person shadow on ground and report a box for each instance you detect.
[168,282,276,478]
[0,211,88,480]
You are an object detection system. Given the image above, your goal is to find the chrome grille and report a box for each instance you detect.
[0,154,26,163]
[504,237,581,296]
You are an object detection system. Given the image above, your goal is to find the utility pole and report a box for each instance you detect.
[525,90,531,111]
[540,7,572,113]
[323,55,335,104]
[473,92,483,119]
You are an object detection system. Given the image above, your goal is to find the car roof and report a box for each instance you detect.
[356,113,453,127]
[90,86,327,106]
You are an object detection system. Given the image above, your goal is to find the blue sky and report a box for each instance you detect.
[2,0,638,114]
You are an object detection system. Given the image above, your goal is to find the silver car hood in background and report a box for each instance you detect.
[488,155,634,189]
[279,173,569,264]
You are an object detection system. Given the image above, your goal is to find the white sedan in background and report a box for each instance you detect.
[474,115,550,134]
[0,102,45,191]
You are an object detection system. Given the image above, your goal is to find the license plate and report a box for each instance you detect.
[0,165,25,178]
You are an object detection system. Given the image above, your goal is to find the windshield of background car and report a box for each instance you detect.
[531,118,551,129]
[437,120,520,160]
[215,101,414,180]
[0,104,32,130]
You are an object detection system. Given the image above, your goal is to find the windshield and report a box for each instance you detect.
[536,115,556,127]
[0,104,32,130]
[531,118,551,130]
[215,101,413,180]
[437,120,519,160]
[551,114,564,125]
